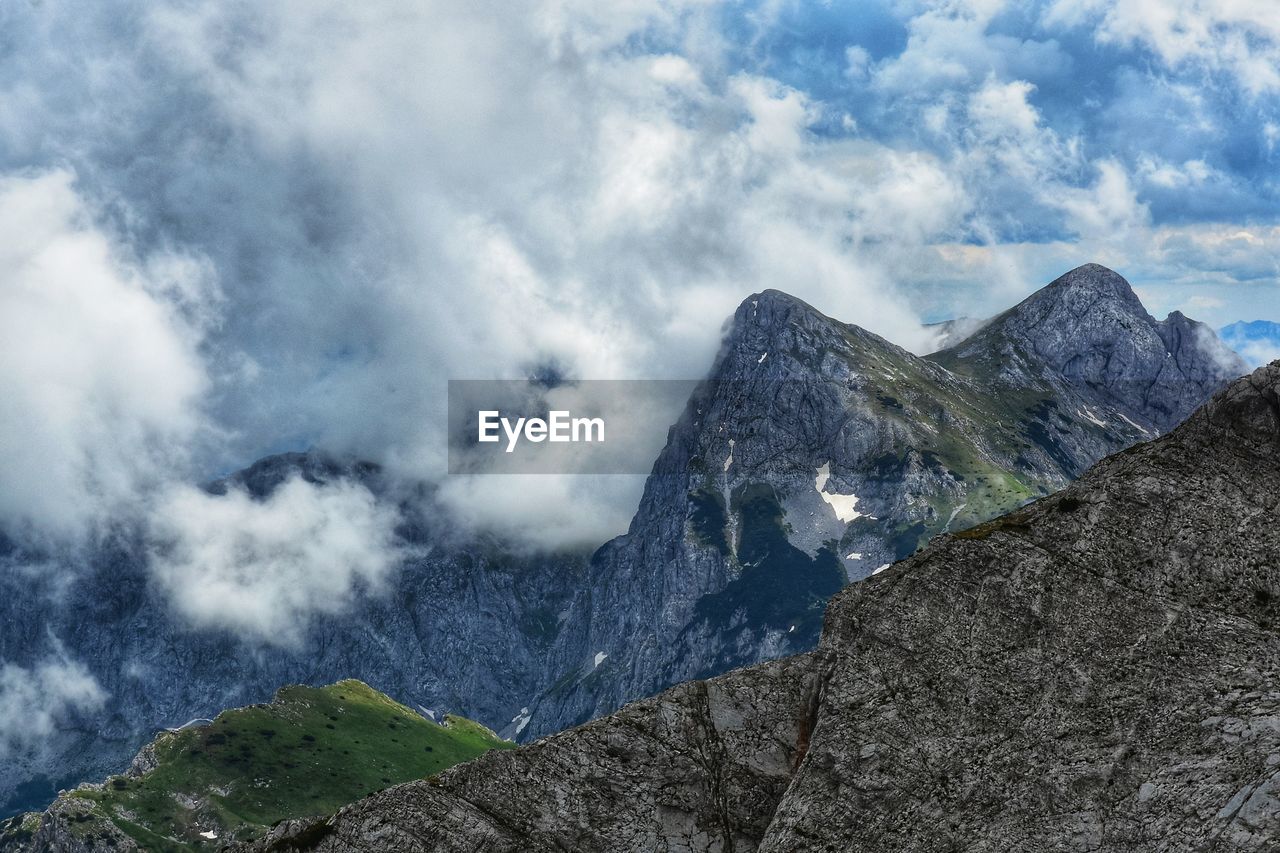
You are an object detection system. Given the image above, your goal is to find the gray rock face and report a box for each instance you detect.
[240,361,1280,853]
[0,265,1248,816]
[934,263,1249,432]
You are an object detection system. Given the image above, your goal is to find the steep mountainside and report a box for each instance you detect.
[243,361,1280,853]
[524,263,1248,739]
[0,264,1248,817]
[0,681,510,852]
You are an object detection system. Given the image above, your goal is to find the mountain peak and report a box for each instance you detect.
[933,264,1246,431]
[936,264,1154,367]
[732,289,820,325]
[1033,262,1146,313]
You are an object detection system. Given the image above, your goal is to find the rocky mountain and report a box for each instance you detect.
[238,360,1280,853]
[1222,320,1280,368]
[933,264,1248,433]
[0,264,1248,818]
[523,263,1249,738]
[0,680,511,852]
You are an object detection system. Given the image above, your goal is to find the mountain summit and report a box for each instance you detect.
[936,263,1249,431]
[523,264,1247,740]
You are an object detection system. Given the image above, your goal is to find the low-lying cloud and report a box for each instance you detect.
[0,170,213,544]
[0,655,106,757]
[147,476,404,645]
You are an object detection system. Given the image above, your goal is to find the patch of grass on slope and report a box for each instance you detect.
[72,679,512,851]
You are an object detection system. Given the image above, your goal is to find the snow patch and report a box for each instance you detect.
[1117,412,1152,434]
[814,462,870,524]
[593,651,608,668]
[511,707,532,736]
[845,552,863,560]
[167,718,214,732]
[815,461,832,491]
[199,831,218,840]
[872,563,892,575]
[758,351,768,364]
[1077,407,1108,428]
[723,438,735,472]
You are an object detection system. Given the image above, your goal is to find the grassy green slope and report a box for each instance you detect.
[68,680,511,851]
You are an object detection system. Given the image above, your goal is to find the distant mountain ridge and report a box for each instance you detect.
[525,264,1248,738]
[1221,320,1280,368]
[934,264,1247,432]
[0,264,1249,818]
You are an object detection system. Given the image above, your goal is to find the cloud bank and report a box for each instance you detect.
[0,170,211,543]
[148,476,404,645]
[0,655,106,757]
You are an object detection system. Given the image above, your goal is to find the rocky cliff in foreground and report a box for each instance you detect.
[247,361,1280,852]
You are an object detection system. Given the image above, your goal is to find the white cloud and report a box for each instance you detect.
[148,476,404,645]
[0,0,1272,557]
[968,78,1041,137]
[1137,155,1214,189]
[1051,159,1151,241]
[1045,0,1280,94]
[873,1,1070,95]
[0,655,106,757]
[0,170,213,543]
[1234,340,1280,368]
[438,474,641,552]
[128,1,958,544]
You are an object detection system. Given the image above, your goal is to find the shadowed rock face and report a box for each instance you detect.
[243,362,1280,852]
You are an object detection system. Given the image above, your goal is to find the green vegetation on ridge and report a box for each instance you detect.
[65,680,512,851]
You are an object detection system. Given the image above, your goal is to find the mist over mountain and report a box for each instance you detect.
[1,4,1277,849]
[0,265,1247,820]
[1222,321,1280,369]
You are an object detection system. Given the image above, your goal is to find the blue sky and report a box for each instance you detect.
[0,0,1277,548]
[709,0,1280,320]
